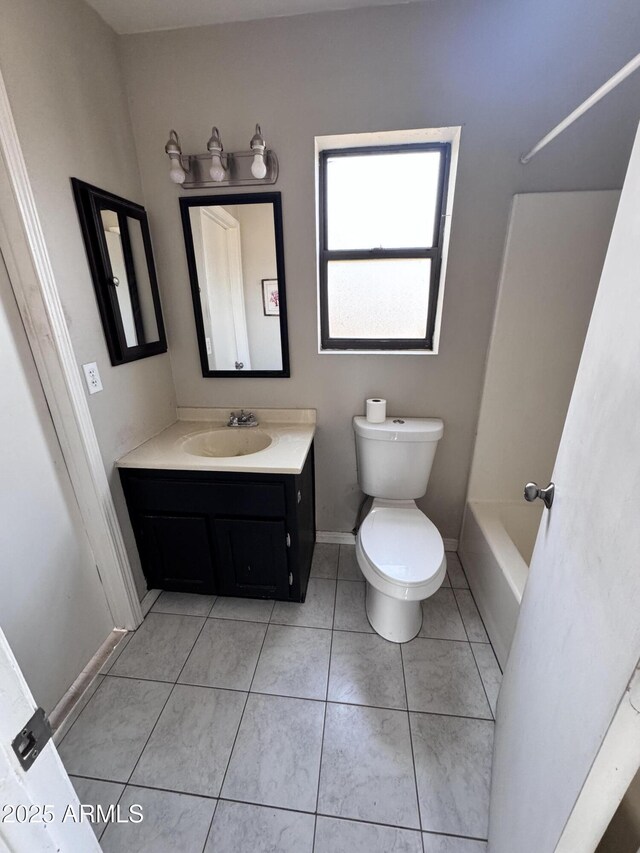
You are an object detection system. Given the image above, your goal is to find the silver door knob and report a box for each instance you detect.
[524,481,555,509]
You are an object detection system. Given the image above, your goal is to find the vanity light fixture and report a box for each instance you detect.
[164,124,278,189]
[207,126,228,182]
[164,130,188,185]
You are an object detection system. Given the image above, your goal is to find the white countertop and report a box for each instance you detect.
[116,408,316,475]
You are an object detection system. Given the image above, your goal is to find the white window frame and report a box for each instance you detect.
[315,126,461,355]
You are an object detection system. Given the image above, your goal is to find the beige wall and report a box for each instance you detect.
[468,191,620,503]
[0,0,177,595]
[120,0,640,539]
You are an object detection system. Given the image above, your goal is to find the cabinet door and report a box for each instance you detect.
[139,513,216,594]
[214,518,289,600]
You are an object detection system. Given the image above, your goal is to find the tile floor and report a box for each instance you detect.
[59,545,501,853]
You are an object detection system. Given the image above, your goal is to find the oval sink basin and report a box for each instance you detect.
[182,429,272,459]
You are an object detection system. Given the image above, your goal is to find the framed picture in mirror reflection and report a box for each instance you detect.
[262,279,280,316]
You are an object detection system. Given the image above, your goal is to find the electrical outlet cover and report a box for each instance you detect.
[82,361,103,395]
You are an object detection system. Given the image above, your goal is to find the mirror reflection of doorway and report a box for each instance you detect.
[181,193,288,377]
[194,206,251,371]
[101,210,139,347]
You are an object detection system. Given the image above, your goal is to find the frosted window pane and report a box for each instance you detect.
[327,259,431,339]
[326,151,440,250]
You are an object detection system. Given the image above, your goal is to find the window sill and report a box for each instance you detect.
[318,347,439,356]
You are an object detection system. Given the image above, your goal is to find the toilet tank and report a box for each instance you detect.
[353,416,444,500]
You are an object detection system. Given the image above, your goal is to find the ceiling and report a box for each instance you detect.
[83,0,416,34]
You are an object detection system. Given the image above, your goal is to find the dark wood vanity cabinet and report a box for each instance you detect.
[119,445,315,602]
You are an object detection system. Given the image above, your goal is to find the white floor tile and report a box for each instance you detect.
[222,693,325,812]
[205,801,315,853]
[315,816,422,852]
[402,638,491,718]
[311,543,339,578]
[454,589,489,643]
[252,624,331,699]
[100,786,215,853]
[337,544,362,580]
[328,630,406,709]
[471,643,502,716]
[179,618,266,690]
[411,712,493,838]
[318,702,420,828]
[151,591,216,617]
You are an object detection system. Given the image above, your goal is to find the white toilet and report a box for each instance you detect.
[353,416,446,643]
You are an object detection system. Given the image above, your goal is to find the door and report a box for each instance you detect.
[215,518,290,599]
[0,628,100,852]
[0,251,112,714]
[488,124,640,851]
[199,207,251,370]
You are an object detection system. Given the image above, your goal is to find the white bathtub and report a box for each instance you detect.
[459,500,542,668]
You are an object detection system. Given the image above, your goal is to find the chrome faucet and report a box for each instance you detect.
[227,409,259,428]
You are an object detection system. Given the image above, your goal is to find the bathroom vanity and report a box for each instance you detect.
[117,409,315,602]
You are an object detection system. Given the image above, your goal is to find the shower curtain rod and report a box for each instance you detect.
[520,52,640,164]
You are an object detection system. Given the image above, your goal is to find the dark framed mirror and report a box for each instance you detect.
[180,192,290,378]
[72,179,167,366]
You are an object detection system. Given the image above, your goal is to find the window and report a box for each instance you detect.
[317,134,456,353]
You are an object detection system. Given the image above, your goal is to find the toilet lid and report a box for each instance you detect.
[359,506,444,585]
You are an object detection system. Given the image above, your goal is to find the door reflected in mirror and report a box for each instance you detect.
[99,211,161,349]
[181,193,289,378]
[100,209,139,347]
[125,216,160,345]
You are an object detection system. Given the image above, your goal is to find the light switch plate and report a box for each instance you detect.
[82,361,103,395]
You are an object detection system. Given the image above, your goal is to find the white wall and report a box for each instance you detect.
[0,0,178,596]
[468,191,619,503]
[120,0,640,538]
[0,255,113,713]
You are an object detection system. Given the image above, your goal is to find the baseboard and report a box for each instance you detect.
[316,531,356,545]
[50,628,128,743]
[317,531,458,551]
[140,587,162,616]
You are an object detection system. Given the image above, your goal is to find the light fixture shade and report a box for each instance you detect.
[207,126,224,154]
[209,155,227,182]
[250,123,267,179]
[207,126,228,181]
[165,130,187,184]
[168,155,186,184]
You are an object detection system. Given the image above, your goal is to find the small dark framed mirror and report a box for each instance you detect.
[180,192,290,377]
[72,179,167,365]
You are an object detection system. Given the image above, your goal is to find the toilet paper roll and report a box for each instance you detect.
[366,398,387,423]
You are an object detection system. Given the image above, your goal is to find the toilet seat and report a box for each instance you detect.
[358,501,446,599]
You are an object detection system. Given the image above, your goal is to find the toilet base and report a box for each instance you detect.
[365,583,423,643]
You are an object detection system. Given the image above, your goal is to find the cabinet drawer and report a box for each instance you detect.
[125,476,286,517]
